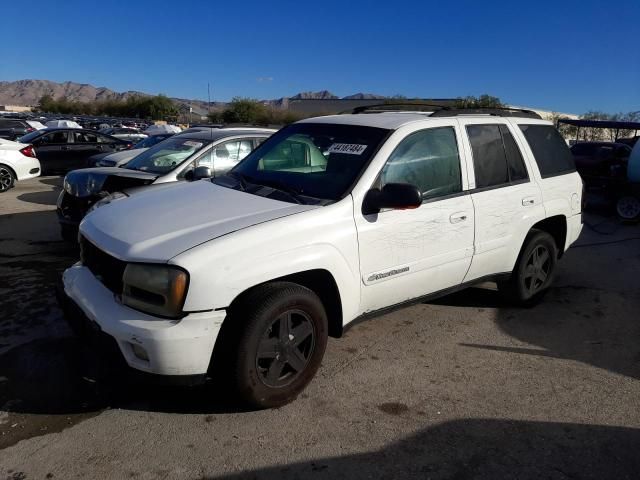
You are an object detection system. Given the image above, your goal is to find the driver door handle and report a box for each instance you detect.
[60,146,69,150]
[450,212,468,224]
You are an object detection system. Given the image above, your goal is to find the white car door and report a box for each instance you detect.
[458,118,546,281]
[354,122,475,313]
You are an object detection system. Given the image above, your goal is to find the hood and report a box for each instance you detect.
[96,148,148,167]
[64,167,158,197]
[80,181,318,261]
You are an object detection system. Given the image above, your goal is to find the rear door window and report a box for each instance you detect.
[467,124,530,188]
[467,125,509,188]
[500,125,528,182]
[41,131,69,144]
[519,125,575,177]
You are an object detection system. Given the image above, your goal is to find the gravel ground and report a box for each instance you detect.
[1,177,639,480]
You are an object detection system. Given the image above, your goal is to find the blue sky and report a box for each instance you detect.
[1,0,638,114]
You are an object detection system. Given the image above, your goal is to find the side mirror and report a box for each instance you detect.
[362,183,422,215]
[192,166,212,181]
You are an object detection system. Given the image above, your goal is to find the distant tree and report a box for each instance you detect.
[454,94,503,108]
[207,110,224,123]
[222,97,268,124]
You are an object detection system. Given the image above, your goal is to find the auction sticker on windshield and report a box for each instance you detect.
[183,141,203,148]
[328,143,367,155]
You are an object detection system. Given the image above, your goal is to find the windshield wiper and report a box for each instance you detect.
[251,178,305,204]
[227,171,249,191]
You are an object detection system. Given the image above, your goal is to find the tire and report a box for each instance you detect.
[0,164,15,192]
[60,225,79,243]
[616,195,640,222]
[498,230,558,306]
[225,282,328,409]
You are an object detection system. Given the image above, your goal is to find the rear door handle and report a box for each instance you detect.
[450,212,468,224]
[60,146,69,150]
[522,197,536,206]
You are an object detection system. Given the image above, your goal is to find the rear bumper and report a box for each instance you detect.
[60,263,226,378]
[14,157,41,181]
[566,212,583,249]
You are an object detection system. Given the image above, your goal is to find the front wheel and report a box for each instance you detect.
[0,165,15,192]
[499,230,558,306]
[228,282,328,408]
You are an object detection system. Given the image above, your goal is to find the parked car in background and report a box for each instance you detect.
[99,127,147,143]
[56,128,274,240]
[18,128,133,174]
[88,133,175,167]
[45,119,82,129]
[570,141,632,187]
[58,108,583,407]
[0,118,43,140]
[0,138,41,192]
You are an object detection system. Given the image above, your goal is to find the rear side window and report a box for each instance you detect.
[500,126,528,182]
[467,124,528,188]
[519,125,575,177]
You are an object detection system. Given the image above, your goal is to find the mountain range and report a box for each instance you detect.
[0,79,390,109]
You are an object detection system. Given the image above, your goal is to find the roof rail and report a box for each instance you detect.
[347,102,449,114]
[346,103,542,119]
[429,107,542,119]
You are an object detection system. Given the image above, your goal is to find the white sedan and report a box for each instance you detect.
[0,139,41,192]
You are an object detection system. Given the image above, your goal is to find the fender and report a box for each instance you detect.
[171,198,362,324]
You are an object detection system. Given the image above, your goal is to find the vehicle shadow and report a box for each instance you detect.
[202,418,640,479]
[16,189,60,206]
[38,176,64,188]
[430,237,640,382]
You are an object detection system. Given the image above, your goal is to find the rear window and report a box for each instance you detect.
[520,125,575,177]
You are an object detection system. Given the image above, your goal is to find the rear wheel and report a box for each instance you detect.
[0,165,15,192]
[226,282,328,408]
[499,230,558,306]
[616,195,640,222]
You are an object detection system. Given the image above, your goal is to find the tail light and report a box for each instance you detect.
[26,127,35,133]
[20,145,36,158]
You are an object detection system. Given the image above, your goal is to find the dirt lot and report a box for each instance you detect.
[1,176,640,479]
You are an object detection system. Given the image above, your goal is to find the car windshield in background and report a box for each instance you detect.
[134,135,170,149]
[125,137,210,174]
[216,123,390,204]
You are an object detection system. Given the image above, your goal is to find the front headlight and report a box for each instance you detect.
[87,191,128,214]
[122,264,189,318]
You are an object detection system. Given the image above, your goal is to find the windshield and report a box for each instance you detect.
[134,135,170,149]
[125,136,210,174]
[215,123,390,204]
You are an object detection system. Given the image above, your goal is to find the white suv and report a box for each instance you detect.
[59,107,583,407]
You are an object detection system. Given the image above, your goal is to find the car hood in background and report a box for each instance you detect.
[64,167,159,197]
[95,148,148,167]
[80,181,318,262]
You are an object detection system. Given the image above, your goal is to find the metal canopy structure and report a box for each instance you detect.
[557,118,640,142]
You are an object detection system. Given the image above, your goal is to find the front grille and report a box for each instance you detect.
[60,193,94,221]
[80,235,127,294]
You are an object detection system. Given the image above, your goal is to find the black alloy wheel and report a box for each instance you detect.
[0,165,14,192]
[255,309,316,388]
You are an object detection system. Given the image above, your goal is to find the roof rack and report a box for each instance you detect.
[348,103,448,114]
[347,103,542,119]
[430,107,542,119]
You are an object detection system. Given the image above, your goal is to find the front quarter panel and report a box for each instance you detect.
[170,197,361,324]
